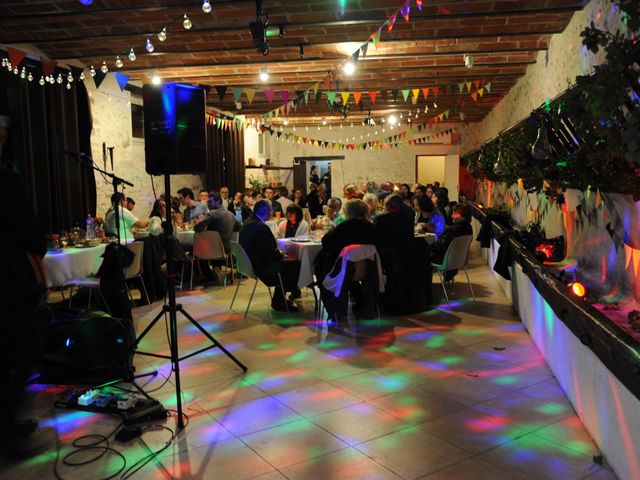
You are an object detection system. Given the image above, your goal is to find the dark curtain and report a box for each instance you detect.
[205,123,244,194]
[0,61,96,234]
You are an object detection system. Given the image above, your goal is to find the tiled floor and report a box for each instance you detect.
[1,246,618,479]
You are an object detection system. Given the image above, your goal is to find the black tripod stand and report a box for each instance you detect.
[130,174,247,430]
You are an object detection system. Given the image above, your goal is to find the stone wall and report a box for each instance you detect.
[87,75,202,218]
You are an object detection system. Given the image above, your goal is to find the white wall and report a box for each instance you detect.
[87,74,202,218]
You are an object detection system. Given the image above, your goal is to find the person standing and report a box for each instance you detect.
[310,165,320,185]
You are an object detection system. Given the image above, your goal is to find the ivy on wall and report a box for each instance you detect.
[463,0,640,200]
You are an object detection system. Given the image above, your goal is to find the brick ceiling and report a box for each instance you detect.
[0,0,587,125]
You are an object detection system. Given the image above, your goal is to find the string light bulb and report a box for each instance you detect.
[433,101,438,108]
[56,73,63,84]
[27,72,33,81]
[183,14,192,30]
[151,74,161,85]
[145,38,154,53]
[66,82,72,90]
[202,0,212,13]
[79,71,85,80]
[101,61,108,73]
[115,56,123,68]
[49,76,55,84]
[158,27,167,42]
[67,72,74,82]
[342,60,356,75]
[128,48,136,61]
[13,68,18,75]
[39,76,45,86]
[20,67,26,79]
[90,65,96,77]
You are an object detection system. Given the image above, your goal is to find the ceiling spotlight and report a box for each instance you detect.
[202,0,212,13]
[183,14,192,30]
[146,38,155,53]
[151,74,161,85]
[299,44,304,58]
[158,27,167,42]
[388,114,398,125]
[259,67,269,82]
[464,54,474,68]
[128,48,136,61]
[342,60,356,75]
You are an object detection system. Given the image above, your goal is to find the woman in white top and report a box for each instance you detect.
[278,203,310,238]
[148,199,167,236]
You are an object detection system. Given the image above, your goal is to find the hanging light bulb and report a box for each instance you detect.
[259,67,269,82]
[13,68,18,75]
[49,76,55,84]
[388,114,398,125]
[115,56,123,68]
[27,72,33,82]
[56,73,63,84]
[151,74,161,85]
[424,105,428,113]
[20,67,26,79]
[342,60,356,75]
[433,101,438,109]
[6,62,12,71]
[283,119,289,126]
[531,114,552,160]
[128,48,136,61]
[158,27,167,42]
[145,37,155,53]
[79,71,85,81]
[494,137,505,176]
[39,76,45,86]
[202,0,212,13]
[90,65,96,77]
[459,112,466,121]
[101,61,108,73]
[66,82,72,90]
[183,14,192,30]
[67,72,74,82]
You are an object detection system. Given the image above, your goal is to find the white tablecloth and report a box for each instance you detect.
[276,238,323,289]
[43,244,108,287]
[265,219,286,238]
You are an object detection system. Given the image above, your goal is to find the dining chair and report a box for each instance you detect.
[431,234,474,305]
[190,231,233,290]
[124,241,151,305]
[230,241,287,318]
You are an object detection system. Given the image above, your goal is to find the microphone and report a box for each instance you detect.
[60,150,93,163]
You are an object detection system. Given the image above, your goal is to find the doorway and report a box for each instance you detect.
[293,156,344,197]
[415,155,459,198]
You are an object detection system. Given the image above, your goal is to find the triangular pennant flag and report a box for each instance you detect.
[327,91,336,104]
[93,70,108,89]
[422,87,429,100]
[391,90,399,102]
[433,86,440,97]
[304,90,309,105]
[215,86,227,101]
[401,1,411,22]
[245,88,256,104]
[401,89,410,102]
[412,88,420,101]
[352,49,360,62]
[360,43,369,58]
[264,89,275,103]
[438,113,444,121]
[458,83,465,93]
[473,80,479,91]
[42,60,57,77]
[280,91,289,104]
[388,14,397,32]
[341,91,350,105]
[371,28,381,47]
[633,249,640,275]
[466,82,472,92]
[485,82,491,93]
[279,105,285,117]
[444,110,450,118]
[353,91,362,105]
[369,91,378,104]
[232,87,243,102]
[312,82,320,96]
[113,73,129,91]
[7,47,27,68]
[471,92,478,102]
[478,87,484,97]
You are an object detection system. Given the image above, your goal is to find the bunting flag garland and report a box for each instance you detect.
[391,90,399,102]
[327,91,337,104]
[93,70,108,89]
[360,43,369,58]
[42,61,58,77]
[232,87,243,103]
[388,13,397,32]
[245,88,257,104]
[412,88,420,101]
[458,83,465,93]
[264,89,275,103]
[401,89,410,102]
[432,86,440,97]
[369,91,378,104]
[401,1,411,22]
[341,91,351,105]
[422,87,430,100]
[215,86,227,102]
[471,92,478,102]
[353,91,362,105]
[280,91,289,104]
[7,47,27,68]
[113,73,129,91]
[485,82,492,93]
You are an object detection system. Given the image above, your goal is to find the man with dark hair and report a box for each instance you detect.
[125,197,136,212]
[198,189,209,203]
[239,199,301,312]
[178,187,208,223]
[105,192,149,239]
[262,186,283,217]
[219,185,231,210]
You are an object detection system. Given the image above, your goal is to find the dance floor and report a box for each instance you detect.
[0,245,618,479]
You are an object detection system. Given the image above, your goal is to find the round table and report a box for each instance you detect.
[43,244,108,287]
[276,238,323,289]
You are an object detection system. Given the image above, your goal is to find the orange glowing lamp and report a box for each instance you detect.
[570,281,587,298]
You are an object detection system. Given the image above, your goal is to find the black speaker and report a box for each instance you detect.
[143,83,207,175]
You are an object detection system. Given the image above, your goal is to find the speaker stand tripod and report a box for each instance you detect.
[130,173,247,430]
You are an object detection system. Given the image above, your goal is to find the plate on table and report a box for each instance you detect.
[75,243,97,249]
[291,236,312,243]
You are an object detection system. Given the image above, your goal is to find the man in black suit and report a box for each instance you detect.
[239,200,301,312]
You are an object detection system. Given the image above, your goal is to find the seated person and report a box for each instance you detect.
[433,188,451,224]
[430,203,473,265]
[415,195,445,237]
[239,200,301,312]
[374,194,414,260]
[290,187,307,208]
[104,192,149,240]
[262,186,283,217]
[307,183,327,219]
[343,184,363,200]
[314,200,377,325]
[278,204,310,238]
[313,196,342,229]
[177,187,208,223]
[149,199,167,236]
[198,189,209,204]
[126,197,136,212]
[228,191,252,221]
[363,193,379,222]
